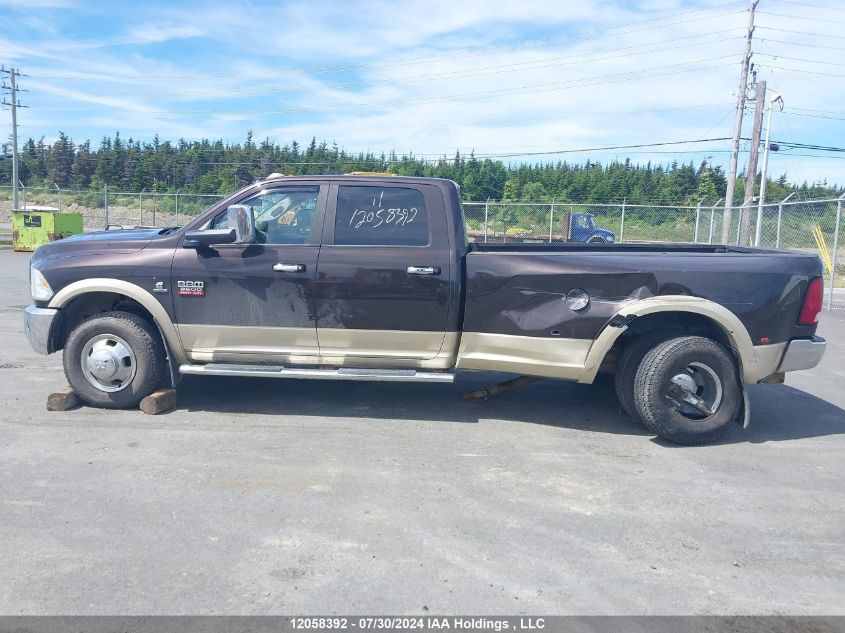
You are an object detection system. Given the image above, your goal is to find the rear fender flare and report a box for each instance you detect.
[48,278,188,366]
[578,296,757,384]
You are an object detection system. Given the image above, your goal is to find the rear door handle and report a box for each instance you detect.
[407,266,440,275]
[273,263,306,273]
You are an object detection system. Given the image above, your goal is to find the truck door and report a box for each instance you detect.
[171,183,327,363]
[314,182,452,365]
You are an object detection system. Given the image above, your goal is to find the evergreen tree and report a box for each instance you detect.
[7,131,842,205]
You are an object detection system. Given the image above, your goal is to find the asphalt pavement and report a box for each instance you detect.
[0,248,843,615]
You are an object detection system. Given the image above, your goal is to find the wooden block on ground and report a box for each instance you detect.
[140,388,178,415]
[47,387,80,411]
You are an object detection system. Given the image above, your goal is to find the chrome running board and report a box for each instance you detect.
[178,363,455,383]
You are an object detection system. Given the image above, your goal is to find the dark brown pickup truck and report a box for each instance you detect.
[24,175,826,444]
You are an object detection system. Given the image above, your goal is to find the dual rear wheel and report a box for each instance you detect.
[614,335,742,445]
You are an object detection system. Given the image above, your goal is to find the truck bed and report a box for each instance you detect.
[462,243,822,345]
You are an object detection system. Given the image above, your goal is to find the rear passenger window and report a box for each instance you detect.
[334,185,429,246]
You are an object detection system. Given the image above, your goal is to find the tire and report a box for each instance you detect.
[614,331,676,419]
[633,336,741,445]
[63,311,166,409]
[587,236,607,243]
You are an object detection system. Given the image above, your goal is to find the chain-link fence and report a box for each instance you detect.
[2,185,842,310]
[0,185,223,230]
[460,196,844,310]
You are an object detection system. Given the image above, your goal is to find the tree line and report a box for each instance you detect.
[2,131,840,204]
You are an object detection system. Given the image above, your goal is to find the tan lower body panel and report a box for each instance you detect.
[455,332,592,380]
[179,324,783,382]
[178,324,319,363]
[178,324,456,369]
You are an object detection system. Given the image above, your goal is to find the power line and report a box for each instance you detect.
[756,53,845,67]
[782,111,845,122]
[758,64,845,78]
[757,38,845,52]
[788,105,845,115]
[770,140,845,153]
[476,138,735,159]
[757,10,845,25]
[776,153,845,160]
[756,26,844,39]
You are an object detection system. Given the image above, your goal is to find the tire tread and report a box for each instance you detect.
[633,335,738,445]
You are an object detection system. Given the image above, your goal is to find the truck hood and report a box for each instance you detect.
[32,227,178,260]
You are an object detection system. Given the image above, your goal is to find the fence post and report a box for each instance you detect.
[153,193,157,226]
[829,194,844,310]
[483,198,489,243]
[736,199,751,245]
[104,183,109,229]
[139,190,145,225]
[619,198,626,243]
[175,190,179,225]
[694,200,702,243]
[549,200,554,243]
[775,192,795,248]
[708,197,722,244]
[53,183,63,212]
[20,181,26,211]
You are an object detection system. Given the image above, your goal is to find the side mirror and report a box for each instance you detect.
[227,204,255,244]
[183,228,236,248]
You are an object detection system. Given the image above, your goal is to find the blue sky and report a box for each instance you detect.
[1,0,844,185]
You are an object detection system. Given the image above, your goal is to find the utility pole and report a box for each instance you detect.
[755,91,784,246]
[722,0,759,244]
[739,79,766,245]
[1,66,28,211]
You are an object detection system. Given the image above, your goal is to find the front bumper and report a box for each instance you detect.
[778,336,826,373]
[24,305,58,355]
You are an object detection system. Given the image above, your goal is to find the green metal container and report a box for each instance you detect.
[11,207,83,252]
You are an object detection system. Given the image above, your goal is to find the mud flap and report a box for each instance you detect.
[153,320,181,389]
[737,383,751,429]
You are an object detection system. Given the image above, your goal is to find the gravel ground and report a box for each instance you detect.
[0,248,843,615]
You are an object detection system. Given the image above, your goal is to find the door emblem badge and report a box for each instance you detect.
[153,281,168,294]
[177,280,205,297]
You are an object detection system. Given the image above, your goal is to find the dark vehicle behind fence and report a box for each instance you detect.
[24,175,826,444]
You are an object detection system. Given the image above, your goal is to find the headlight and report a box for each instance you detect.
[30,267,54,302]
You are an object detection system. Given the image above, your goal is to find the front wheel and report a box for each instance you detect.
[633,336,741,445]
[63,311,166,409]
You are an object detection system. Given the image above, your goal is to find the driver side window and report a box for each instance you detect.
[211,186,320,245]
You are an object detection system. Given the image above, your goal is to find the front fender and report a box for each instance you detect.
[48,278,189,366]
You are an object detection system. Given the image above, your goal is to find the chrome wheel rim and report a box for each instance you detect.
[80,333,137,393]
[665,361,723,420]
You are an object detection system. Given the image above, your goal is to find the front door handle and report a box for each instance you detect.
[273,263,306,273]
[407,266,440,275]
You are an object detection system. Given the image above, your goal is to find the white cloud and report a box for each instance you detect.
[2,0,843,184]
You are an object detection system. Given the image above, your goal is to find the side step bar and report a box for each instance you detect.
[179,363,455,383]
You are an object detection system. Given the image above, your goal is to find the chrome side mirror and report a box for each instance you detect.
[227,204,255,244]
